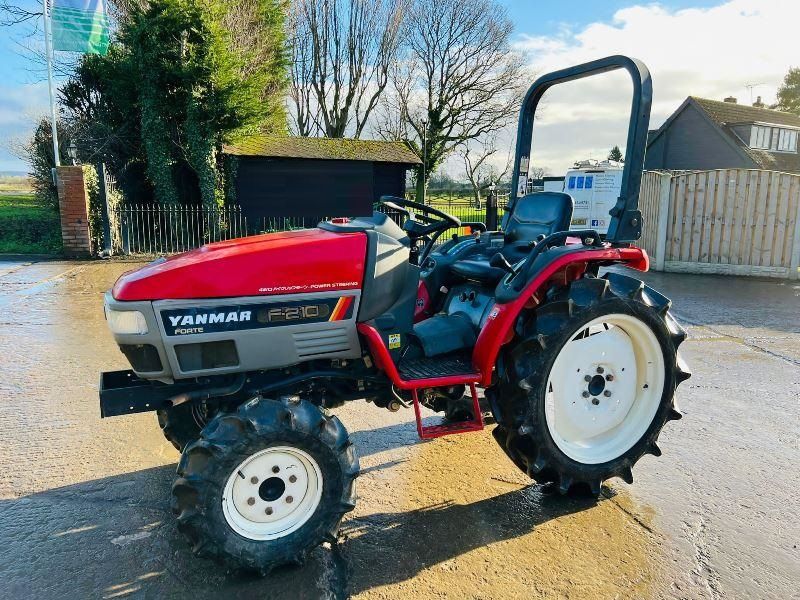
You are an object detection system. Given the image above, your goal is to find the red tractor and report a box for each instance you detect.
[100,56,689,572]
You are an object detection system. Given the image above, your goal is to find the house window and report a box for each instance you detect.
[776,128,798,152]
[750,125,770,149]
[750,125,798,152]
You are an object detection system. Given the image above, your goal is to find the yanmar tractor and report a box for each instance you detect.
[100,56,690,572]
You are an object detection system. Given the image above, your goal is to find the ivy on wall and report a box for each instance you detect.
[82,165,103,254]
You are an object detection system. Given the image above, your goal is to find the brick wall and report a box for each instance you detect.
[56,166,91,257]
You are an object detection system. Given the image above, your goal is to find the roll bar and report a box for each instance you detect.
[508,55,653,244]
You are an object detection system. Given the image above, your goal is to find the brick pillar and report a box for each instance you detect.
[56,166,91,257]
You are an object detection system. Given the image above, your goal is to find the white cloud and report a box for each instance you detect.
[0,82,51,172]
[444,0,799,178]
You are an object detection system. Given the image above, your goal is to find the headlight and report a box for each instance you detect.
[106,309,149,335]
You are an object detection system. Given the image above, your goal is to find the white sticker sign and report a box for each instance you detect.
[517,176,528,197]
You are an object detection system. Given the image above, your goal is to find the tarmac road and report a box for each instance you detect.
[0,258,797,599]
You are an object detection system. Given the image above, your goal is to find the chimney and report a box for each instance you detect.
[724,96,738,104]
[752,95,765,108]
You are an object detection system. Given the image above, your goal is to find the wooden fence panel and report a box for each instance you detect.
[637,171,662,260]
[742,171,761,266]
[749,171,767,266]
[648,168,800,278]
[667,175,680,261]
[708,169,726,263]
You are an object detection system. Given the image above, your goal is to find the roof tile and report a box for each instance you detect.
[691,97,800,128]
[224,136,422,165]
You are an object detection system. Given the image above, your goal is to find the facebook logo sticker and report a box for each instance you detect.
[591,219,600,227]
[577,176,585,189]
[585,176,593,189]
[568,176,576,189]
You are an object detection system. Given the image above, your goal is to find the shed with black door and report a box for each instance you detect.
[224,136,421,222]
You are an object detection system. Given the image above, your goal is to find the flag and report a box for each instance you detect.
[50,0,110,55]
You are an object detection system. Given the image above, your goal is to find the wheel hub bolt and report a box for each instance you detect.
[247,497,256,506]
[250,476,258,484]
[289,475,297,483]
[604,390,612,397]
[286,496,294,504]
[265,507,273,515]
[591,398,600,405]
[606,374,614,382]
[582,391,590,398]
[584,375,592,382]
[596,366,604,374]
[272,466,280,473]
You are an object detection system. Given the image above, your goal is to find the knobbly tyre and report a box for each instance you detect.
[99,56,690,573]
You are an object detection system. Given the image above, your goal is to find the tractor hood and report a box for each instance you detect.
[112,228,367,301]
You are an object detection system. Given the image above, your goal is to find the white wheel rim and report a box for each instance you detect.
[222,446,323,541]
[545,313,665,465]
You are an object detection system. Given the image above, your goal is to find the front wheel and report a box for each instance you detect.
[172,397,359,573]
[157,402,213,452]
[487,272,690,495]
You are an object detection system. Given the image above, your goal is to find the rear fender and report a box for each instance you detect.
[473,246,648,386]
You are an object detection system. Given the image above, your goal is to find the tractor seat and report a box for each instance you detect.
[450,192,574,285]
[503,192,574,243]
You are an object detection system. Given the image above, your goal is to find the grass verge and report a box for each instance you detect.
[0,194,62,254]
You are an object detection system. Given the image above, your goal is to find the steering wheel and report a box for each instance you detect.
[379,196,461,264]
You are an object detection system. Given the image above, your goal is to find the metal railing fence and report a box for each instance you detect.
[110,198,510,256]
[112,204,247,255]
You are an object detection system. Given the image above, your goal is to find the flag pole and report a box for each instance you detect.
[43,0,60,168]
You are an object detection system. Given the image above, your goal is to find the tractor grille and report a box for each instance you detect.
[174,340,239,372]
[293,327,351,358]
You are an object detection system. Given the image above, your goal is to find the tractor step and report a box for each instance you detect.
[411,383,484,439]
[398,353,477,380]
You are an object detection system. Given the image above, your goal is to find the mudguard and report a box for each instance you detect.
[473,244,648,385]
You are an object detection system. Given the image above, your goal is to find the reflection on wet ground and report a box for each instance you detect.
[0,260,797,599]
[0,434,660,600]
[345,429,663,599]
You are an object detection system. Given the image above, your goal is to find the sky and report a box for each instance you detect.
[0,0,797,175]
[496,0,800,175]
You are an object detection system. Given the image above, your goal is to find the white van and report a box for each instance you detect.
[561,160,623,235]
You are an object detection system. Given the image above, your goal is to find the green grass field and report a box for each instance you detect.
[0,194,62,254]
[0,176,33,195]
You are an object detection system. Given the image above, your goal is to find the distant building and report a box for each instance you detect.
[224,136,421,221]
[645,96,800,174]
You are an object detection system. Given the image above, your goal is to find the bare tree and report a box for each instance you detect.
[292,0,407,138]
[378,0,525,201]
[0,2,83,84]
[0,2,39,26]
[529,166,546,180]
[460,135,512,208]
[288,2,321,136]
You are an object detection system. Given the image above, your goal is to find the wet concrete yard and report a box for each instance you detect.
[0,259,797,599]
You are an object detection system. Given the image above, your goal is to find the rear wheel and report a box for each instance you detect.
[487,272,690,495]
[172,397,358,573]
